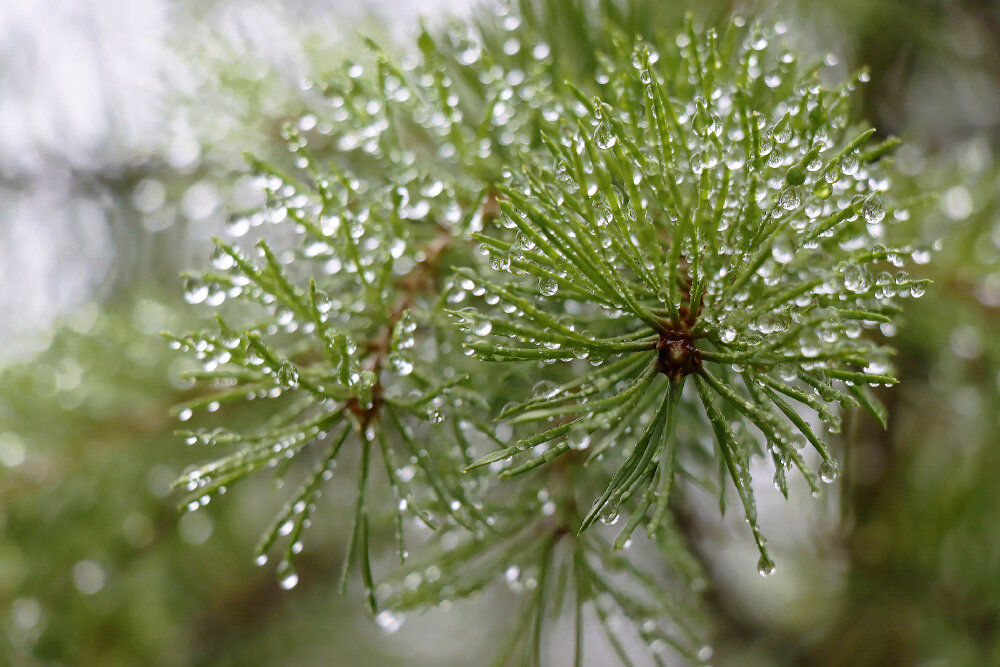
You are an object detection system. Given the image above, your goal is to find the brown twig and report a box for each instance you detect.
[347,227,454,431]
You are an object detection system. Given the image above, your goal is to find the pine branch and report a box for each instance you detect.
[169,2,929,663]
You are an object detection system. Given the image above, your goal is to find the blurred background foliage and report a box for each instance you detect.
[0,0,998,665]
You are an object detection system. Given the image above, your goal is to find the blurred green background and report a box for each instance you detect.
[1,1,998,665]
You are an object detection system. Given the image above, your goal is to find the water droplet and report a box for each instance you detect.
[843,265,871,294]
[538,278,558,296]
[812,180,832,200]
[211,246,236,270]
[490,253,510,271]
[778,187,801,211]
[533,380,558,399]
[505,565,521,592]
[594,122,617,150]
[404,571,423,589]
[277,361,300,388]
[725,151,746,170]
[184,278,209,305]
[862,195,886,224]
[772,116,792,144]
[757,555,776,577]
[391,355,414,376]
[375,610,404,634]
[720,327,737,343]
[759,136,774,157]
[72,560,106,595]
[771,239,793,264]
[756,312,786,334]
[278,560,299,590]
[692,105,716,137]
[599,505,620,525]
[568,423,591,451]
[226,215,251,238]
[819,459,839,483]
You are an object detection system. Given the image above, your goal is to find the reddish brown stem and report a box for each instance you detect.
[348,228,453,431]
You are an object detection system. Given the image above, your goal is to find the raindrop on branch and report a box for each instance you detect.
[594,122,617,150]
[757,555,776,577]
[375,610,405,634]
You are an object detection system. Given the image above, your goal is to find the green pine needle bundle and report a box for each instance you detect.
[168,2,927,663]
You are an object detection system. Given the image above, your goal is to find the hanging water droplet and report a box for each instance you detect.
[771,116,792,144]
[397,464,416,482]
[725,151,746,170]
[841,154,859,175]
[211,246,236,270]
[505,565,521,592]
[490,253,510,271]
[533,380,558,399]
[757,555,776,577]
[594,122,617,150]
[277,560,299,589]
[568,423,591,451]
[819,459,839,483]
[599,505,620,525]
[692,105,716,137]
[375,610,405,634]
[771,239,793,265]
[391,354,414,376]
[778,187,801,211]
[720,327,737,343]
[862,195,886,224]
[812,180,832,200]
[538,278,558,296]
[226,215,251,238]
[756,312,786,334]
[843,265,871,294]
[759,136,774,157]
[184,277,209,305]
[277,361,300,388]
[864,355,890,375]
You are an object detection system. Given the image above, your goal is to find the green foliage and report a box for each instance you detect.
[456,21,928,569]
[0,305,250,665]
[170,2,927,663]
